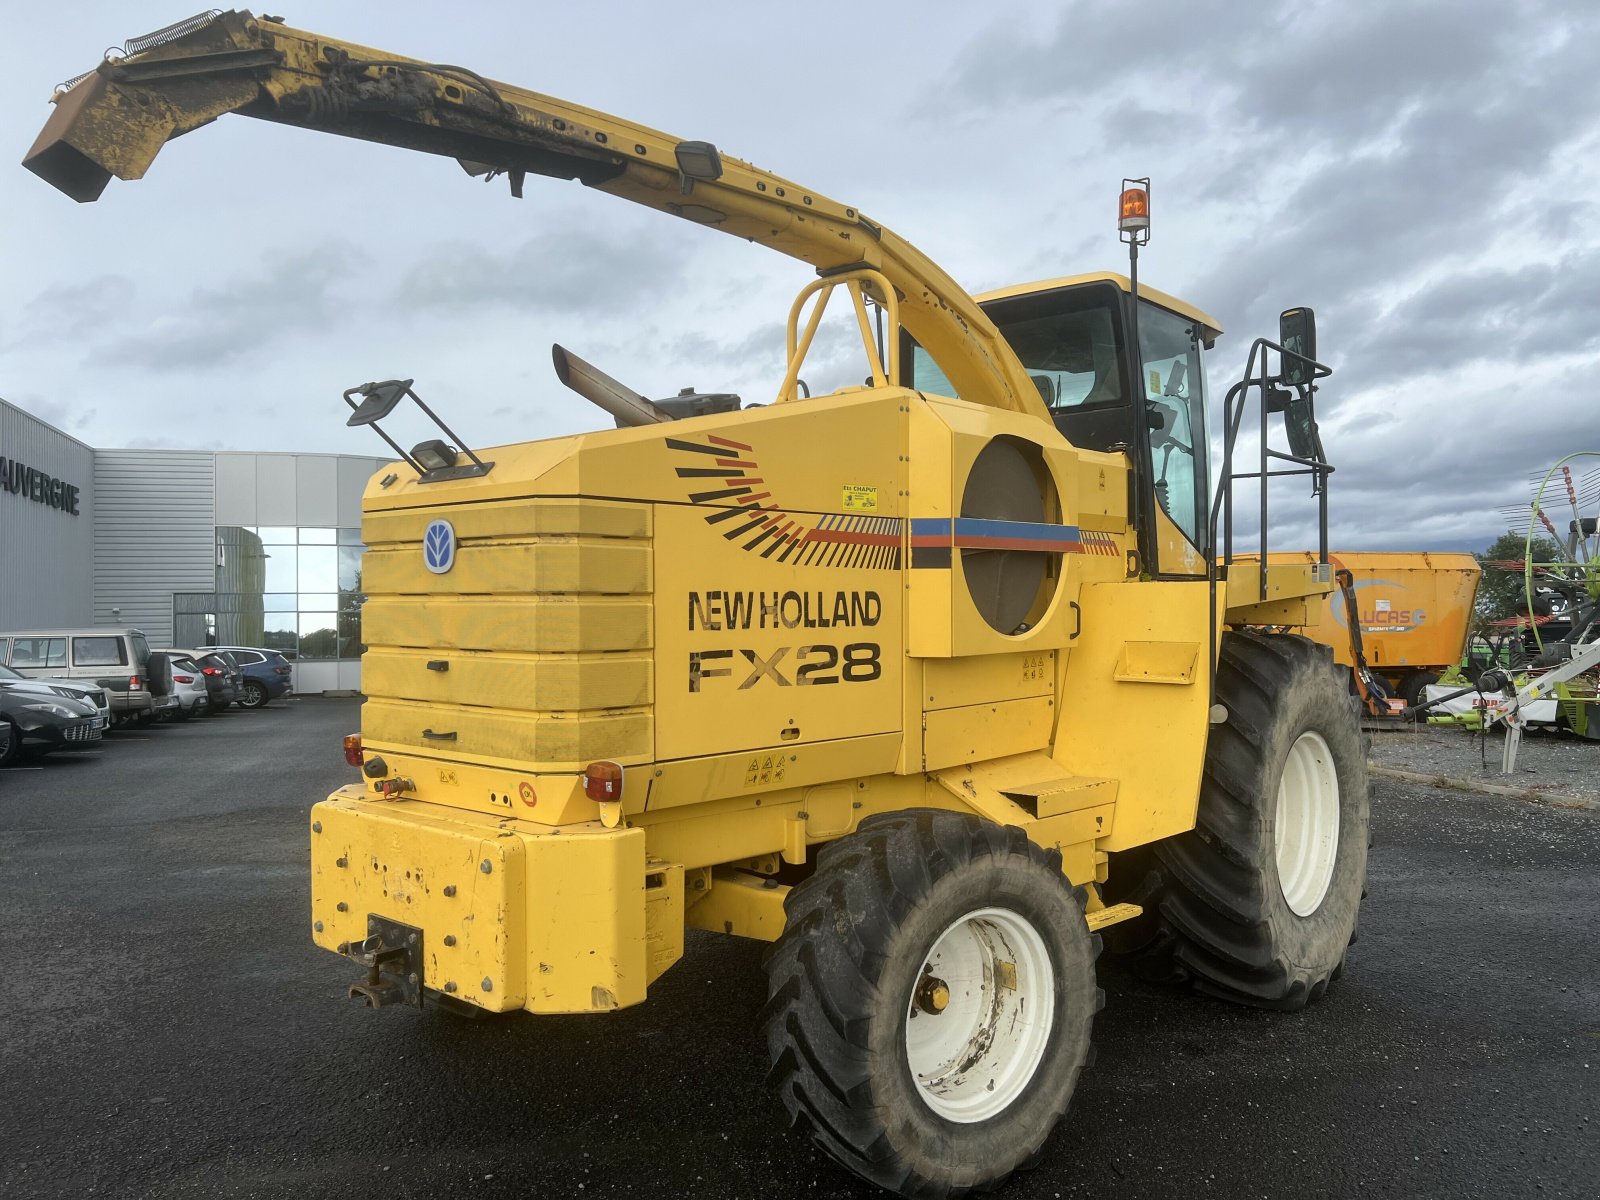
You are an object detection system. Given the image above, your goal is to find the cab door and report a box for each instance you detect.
[1133,301,1210,578]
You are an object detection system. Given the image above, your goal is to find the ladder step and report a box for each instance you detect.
[1086,902,1143,931]
[1001,775,1118,818]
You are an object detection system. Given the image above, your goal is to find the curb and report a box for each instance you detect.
[1369,764,1600,812]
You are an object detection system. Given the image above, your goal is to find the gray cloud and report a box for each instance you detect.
[400,226,682,313]
[86,240,369,371]
[1346,249,1600,378]
[20,275,136,342]
[0,393,97,435]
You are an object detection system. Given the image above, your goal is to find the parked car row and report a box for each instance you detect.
[0,628,294,767]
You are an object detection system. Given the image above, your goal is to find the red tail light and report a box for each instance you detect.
[274,666,292,675]
[343,733,363,768]
[129,676,142,689]
[202,667,221,677]
[583,760,624,802]
[173,674,194,684]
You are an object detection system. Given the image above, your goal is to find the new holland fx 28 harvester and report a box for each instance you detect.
[28,12,1369,1195]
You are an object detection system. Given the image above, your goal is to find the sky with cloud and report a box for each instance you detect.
[4,0,1599,553]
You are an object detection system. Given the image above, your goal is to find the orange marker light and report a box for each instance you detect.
[584,760,624,802]
[1118,187,1150,233]
[343,733,363,767]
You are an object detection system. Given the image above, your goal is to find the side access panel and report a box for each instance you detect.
[1052,579,1212,850]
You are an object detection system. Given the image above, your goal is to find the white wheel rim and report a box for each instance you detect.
[1274,731,1341,916]
[903,906,1054,1123]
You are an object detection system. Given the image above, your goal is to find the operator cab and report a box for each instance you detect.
[903,273,1222,579]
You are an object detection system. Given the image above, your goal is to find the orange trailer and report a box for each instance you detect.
[1267,552,1481,707]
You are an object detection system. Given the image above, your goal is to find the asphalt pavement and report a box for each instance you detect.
[1,699,1595,1199]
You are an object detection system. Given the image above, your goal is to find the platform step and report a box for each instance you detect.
[1086,901,1143,931]
[1000,774,1119,818]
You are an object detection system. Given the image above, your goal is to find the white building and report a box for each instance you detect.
[1,397,386,694]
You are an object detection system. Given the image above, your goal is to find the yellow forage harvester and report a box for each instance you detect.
[30,13,1370,1195]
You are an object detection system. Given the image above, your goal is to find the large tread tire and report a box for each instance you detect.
[761,810,1101,1198]
[1106,630,1369,1010]
[1398,670,1439,713]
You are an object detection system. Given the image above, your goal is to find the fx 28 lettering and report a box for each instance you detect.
[688,643,882,691]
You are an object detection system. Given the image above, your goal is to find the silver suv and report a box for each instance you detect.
[0,628,175,726]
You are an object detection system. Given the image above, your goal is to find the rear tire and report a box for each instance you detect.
[1105,631,1368,1010]
[1398,670,1438,714]
[762,810,1101,1197]
[240,680,268,709]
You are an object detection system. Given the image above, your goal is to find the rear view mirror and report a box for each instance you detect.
[1283,394,1326,464]
[1279,307,1317,386]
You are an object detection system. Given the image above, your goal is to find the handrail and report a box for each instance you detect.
[778,269,900,403]
[1208,336,1334,607]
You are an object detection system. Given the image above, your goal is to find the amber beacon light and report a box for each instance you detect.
[1118,179,1151,241]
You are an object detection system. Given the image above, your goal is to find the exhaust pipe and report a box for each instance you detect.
[552,344,671,427]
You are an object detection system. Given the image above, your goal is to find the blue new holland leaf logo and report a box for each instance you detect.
[423,518,456,574]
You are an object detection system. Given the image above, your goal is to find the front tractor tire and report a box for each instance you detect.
[1107,630,1369,1009]
[761,811,1101,1198]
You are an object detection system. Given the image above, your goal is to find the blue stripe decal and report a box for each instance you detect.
[953,518,1082,543]
[910,517,1083,545]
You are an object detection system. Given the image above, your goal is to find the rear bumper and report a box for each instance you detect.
[109,689,153,717]
[310,787,672,1014]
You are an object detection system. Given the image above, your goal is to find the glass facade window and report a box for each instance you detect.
[174,525,367,660]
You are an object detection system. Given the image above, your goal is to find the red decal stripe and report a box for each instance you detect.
[708,434,753,451]
[953,534,1085,552]
[807,528,901,547]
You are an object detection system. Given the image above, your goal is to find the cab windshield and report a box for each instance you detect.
[909,294,1124,411]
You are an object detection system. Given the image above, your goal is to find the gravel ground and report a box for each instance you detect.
[1367,722,1600,802]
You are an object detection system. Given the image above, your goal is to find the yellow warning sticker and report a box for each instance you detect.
[842,484,879,512]
[744,754,786,787]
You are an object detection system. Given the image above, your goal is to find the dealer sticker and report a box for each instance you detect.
[842,484,878,512]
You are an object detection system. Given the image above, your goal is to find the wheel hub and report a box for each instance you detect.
[914,975,951,1015]
[903,907,1055,1123]
[1274,730,1341,916]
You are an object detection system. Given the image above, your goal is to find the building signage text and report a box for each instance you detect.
[0,454,81,516]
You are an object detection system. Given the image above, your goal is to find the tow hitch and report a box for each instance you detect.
[339,915,423,1009]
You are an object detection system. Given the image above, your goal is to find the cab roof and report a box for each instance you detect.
[976,272,1224,345]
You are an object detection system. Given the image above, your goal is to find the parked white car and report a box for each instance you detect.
[163,653,212,720]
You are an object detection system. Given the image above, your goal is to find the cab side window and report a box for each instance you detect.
[72,636,128,667]
[12,637,67,668]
